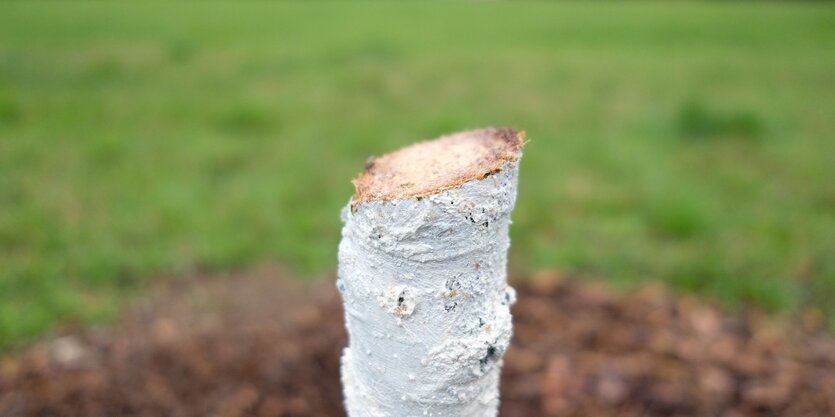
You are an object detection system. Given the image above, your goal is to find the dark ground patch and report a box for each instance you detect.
[1,267,834,417]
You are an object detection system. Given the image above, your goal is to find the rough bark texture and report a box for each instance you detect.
[337,129,523,417]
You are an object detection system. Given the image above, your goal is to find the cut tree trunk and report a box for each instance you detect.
[337,128,525,417]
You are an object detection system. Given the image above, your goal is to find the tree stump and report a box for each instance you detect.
[337,128,525,417]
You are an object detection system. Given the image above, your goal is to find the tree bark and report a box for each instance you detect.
[337,128,524,417]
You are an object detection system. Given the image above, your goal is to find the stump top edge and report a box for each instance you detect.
[352,127,525,203]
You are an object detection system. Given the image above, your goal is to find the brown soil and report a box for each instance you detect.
[351,127,525,203]
[2,266,834,417]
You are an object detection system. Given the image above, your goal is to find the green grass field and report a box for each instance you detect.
[1,2,834,348]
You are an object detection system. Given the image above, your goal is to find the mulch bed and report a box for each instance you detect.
[2,266,834,417]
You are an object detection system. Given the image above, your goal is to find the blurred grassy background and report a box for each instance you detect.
[1,2,834,348]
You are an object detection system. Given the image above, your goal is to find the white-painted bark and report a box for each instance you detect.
[337,160,520,417]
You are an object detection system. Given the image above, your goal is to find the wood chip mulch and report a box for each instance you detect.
[2,267,834,417]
